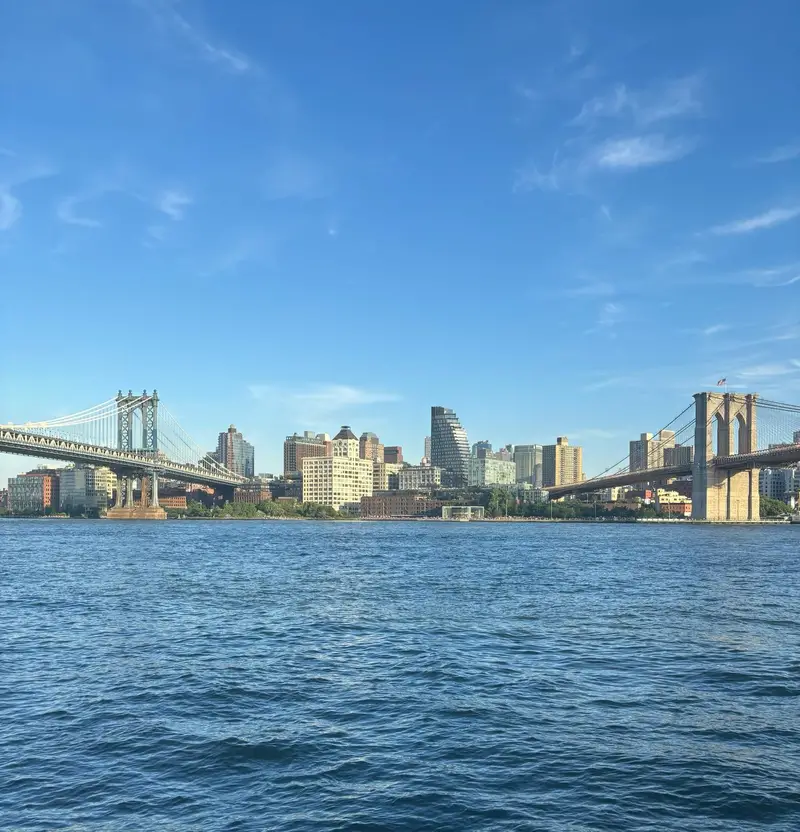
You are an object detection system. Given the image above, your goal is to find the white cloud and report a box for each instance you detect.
[589,135,695,170]
[157,189,191,220]
[703,324,729,336]
[249,383,401,420]
[0,190,21,230]
[139,0,254,74]
[709,206,800,236]
[264,153,328,201]
[739,263,800,287]
[565,280,616,297]
[598,301,623,326]
[573,75,702,127]
[756,142,800,164]
[56,195,102,228]
[738,362,800,378]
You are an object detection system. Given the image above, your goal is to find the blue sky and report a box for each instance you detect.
[1,0,799,481]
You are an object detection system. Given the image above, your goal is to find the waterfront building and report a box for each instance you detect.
[157,490,188,509]
[468,456,516,487]
[472,440,492,459]
[542,437,584,487]
[664,444,694,467]
[0,489,7,509]
[514,445,543,486]
[759,467,799,501]
[654,488,692,517]
[398,465,442,491]
[301,426,373,512]
[630,430,676,472]
[8,472,59,514]
[233,482,273,504]
[360,492,443,519]
[283,431,328,475]
[384,446,403,464]
[431,406,470,487]
[60,465,115,512]
[373,462,404,492]
[359,432,385,463]
[215,425,255,478]
[20,467,62,510]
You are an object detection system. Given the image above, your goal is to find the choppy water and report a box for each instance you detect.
[1,520,799,831]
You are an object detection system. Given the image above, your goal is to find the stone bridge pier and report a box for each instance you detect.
[692,392,759,521]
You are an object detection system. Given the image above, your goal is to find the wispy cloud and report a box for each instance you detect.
[565,279,616,297]
[56,195,102,228]
[738,361,800,379]
[573,76,702,128]
[137,0,254,74]
[702,324,729,336]
[157,188,191,220]
[0,190,21,231]
[264,153,328,201]
[249,383,401,420]
[708,206,800,236]
[738,263,800,287]
[755,142,800,164]
[588,134,695,170]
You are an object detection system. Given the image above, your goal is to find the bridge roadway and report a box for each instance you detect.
[0,427,245,490]
[546,444,800,499]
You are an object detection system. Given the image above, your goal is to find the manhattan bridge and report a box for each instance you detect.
[4,389,800,520]
[0,391,245,514]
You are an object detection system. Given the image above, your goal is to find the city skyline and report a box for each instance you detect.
[1,2,799,485]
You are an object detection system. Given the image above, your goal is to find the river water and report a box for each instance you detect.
[1,520,798,831]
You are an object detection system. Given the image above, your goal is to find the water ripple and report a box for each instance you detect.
[1,520,799,830]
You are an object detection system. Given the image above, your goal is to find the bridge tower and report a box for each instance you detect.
[692,392,759,521]
[115,390,160,510]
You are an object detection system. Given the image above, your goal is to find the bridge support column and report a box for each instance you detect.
[692,392,759,521]
[151,472,159,508]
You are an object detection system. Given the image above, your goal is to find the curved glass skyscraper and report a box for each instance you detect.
[430,406,470,487]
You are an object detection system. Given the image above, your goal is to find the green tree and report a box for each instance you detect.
[760,497,789,518]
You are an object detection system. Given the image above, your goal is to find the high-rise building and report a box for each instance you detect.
[21,467,61,510]
[431,406,470,487]
[215,425,255,478]
[793,430,800,445]
[664,445,694,467]
[424,436,431,460]
[472,440,492,459]
[301,426,374,512]
[630,430,675,472]
[495,445,513,462]
[542,437,583,487]
[384,446,403,464]
[514,445,543,486]
[468,457,516,487]
[60,465,114,512]
[283,431,328,475]
[359,432,385,463]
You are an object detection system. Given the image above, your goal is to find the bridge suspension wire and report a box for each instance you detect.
[580,402,696,485]
[157,405,239,478]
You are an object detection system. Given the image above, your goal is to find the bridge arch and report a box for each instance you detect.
[693,392,758,520]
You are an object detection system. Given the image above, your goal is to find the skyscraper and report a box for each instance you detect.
[629,430,675,471]
[302,426,373,512]
[384,446,403,464]
[542,437,583,487]
[424,436,431,460]
[359,432,385,462]
[284,431,328,475]
[514,445,543,486]
[430,406,470,487]
[215,425,255,478]
[472,440,492,459]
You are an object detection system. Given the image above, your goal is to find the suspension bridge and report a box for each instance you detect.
[0,391,246,516]
[548,392,800,520]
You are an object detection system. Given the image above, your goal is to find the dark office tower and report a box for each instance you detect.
[430,406,470,487]
[215,425,255,478]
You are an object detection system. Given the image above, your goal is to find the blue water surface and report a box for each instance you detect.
[1,520,799,831]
